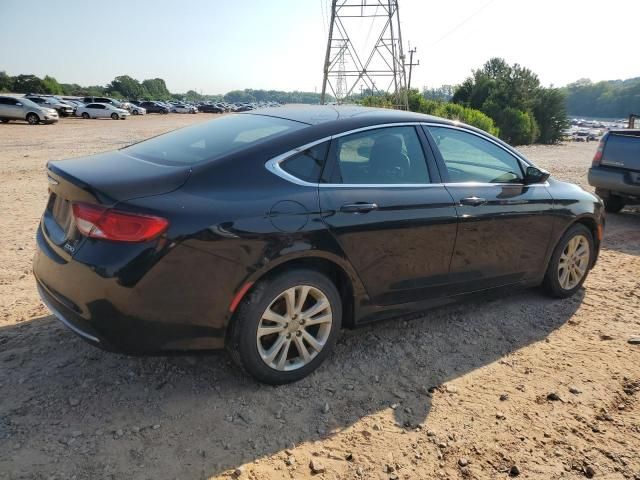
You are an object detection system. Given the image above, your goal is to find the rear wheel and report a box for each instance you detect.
[111,112,119,120]
[604,195,625,213]
[81,112,90,119]
[26,113,39,125]
[227,270,342,384]
[543,224,594,298]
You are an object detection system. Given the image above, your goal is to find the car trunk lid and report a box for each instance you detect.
[42,150,190,255]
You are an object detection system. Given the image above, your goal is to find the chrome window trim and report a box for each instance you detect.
[265,121,545,188]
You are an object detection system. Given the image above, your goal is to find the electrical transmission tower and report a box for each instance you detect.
[321,0,409,109]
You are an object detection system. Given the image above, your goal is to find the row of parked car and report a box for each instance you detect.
[0,94,281,125]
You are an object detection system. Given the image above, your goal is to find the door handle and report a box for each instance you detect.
[460,197,487,207]
[340,202,379,213]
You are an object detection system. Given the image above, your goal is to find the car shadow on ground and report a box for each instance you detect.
[1,287,584,479]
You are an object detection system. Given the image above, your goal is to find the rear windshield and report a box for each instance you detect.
[603,132,640,169]
[124,114,306,165]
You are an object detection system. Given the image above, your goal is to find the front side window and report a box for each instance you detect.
[428,126,523,183]
[332,126,430,184]
[280,142,329,183]
[125,114,306,166]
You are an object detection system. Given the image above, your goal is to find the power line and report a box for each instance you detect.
[426,0,496,49]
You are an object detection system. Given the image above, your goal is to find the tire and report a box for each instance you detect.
[111,113,118,120]
[227,269,342,384]
[543,224,594,298]
[132,110,139,115]
[26,113,40,125]
[81,112,90,119]
[1,119,9,123]
[604,195,625,213]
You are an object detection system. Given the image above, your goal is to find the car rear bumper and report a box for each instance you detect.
[588,167,640,200]
[33,223,229,353]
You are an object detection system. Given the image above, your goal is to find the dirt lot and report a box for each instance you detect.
[1,115,639,480]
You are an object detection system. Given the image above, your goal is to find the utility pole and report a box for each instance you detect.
[320,0,409,109]
[406,46,419,92]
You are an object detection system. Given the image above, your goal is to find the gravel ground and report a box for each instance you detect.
[0,115,639,480]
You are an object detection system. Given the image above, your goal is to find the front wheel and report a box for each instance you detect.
[543,224,594,298]
[132,110,139,115]
[227,270,342,384]
[26,113,40,125]
[81,112,90,119]
[111,113,119,120]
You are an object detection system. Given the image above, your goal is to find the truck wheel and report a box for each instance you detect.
[604,196,625,213]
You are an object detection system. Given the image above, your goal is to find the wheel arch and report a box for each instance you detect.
[554,214,602,268]
[227,252,364,331]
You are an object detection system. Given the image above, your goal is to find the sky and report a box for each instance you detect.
[1,0,638,94]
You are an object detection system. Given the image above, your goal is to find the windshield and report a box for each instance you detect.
[124,114,307,166]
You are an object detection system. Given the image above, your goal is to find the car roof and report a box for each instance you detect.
[244,104,453,127]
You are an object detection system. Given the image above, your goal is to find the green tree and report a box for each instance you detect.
[11,74,47,93]
[563,77,640,118]
[0,71,12,92]
[533,88,569,144]
[42,75,63,94]
[185,90,204,102]
[452,57,566,144]
[141,78,171,100]
[107,75,146,99]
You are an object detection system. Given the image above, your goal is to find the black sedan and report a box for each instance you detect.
[34,106,604,384]
[198,103,225,113]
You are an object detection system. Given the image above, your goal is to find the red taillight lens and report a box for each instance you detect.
[592,138,605,166]
[72,202,169,243]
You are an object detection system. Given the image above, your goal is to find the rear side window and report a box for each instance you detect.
[602,133,640,168]
[125,114,307,165]
[280,142,329,183]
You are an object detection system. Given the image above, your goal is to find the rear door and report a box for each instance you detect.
[424,125,554,292]
[319,125,458,305]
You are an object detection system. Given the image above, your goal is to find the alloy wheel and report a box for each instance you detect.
[256,285,332,371]
[558,234,590,290]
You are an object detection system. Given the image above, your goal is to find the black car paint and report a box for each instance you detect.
[33,106,604,354]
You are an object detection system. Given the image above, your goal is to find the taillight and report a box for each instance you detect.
[72,202,169,243]
[592,137,605,166]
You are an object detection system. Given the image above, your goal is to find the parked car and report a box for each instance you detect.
[172,103,197,114]
[25,95,74,117]
[198,103,225,113]
[0,95,59,124]
[128,104,147,115]
[82,97,124,109]
[34,106,604,384]
[62,99,85,114]
[76,103,130,120]
[588,129,640,212]
[139,101,169,114]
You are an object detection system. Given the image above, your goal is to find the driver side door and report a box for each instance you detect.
[424,125,555,293]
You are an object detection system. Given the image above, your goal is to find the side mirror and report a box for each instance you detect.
[524,166,550,185]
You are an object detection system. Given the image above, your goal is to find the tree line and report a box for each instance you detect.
[0,72,330,104]
[562,77,640,118]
